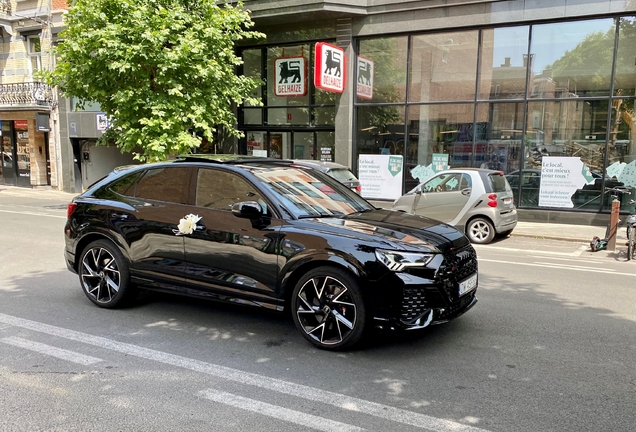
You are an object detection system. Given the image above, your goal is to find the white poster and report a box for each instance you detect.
[358,154,403,200]
[538,157,594,208]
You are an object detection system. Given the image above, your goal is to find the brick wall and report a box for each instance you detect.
[52,0,68,10]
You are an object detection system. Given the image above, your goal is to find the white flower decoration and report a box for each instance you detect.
[173,214,202,236]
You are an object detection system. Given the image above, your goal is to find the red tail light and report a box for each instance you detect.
[355,184,362,193]
[67,203,77,218]
[487,193,498,208]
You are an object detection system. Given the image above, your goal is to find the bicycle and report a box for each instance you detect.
[590,186,634,255]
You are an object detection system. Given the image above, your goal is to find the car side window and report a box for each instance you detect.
[459,174,472,190]
[423,173,463,192]
[196,168,266,213]
[108,172,142,197]
[135,167,191,204]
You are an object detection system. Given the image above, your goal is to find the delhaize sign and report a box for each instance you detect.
[274,56,307,97]
[356,56,374,100]
[314,42,345,93]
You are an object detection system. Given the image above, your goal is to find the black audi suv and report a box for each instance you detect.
[64,155,478,350]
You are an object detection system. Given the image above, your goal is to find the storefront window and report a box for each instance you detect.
[475,102,523,173]
[530,19,615,98]
[357,37,407,104]
[478,26,529,100]
[405,104,473,191]
[243,49,262,106]
[355,105,406,164]
[409,31,479,102]
[614,17,636,97]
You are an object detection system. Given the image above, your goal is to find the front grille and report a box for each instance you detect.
[436,244,478,302]
[401,288,429,323]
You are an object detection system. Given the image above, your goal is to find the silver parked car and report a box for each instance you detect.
[392,168,517,244]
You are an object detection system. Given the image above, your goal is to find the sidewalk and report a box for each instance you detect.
[0,185,624,244]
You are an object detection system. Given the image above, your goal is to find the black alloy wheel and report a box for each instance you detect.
[291,266,366,350]
[79,239,133,308]
[466,217,496,244]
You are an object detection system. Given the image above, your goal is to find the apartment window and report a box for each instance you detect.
[27,36,42,75]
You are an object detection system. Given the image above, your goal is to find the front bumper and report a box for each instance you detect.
[371,243,479,330]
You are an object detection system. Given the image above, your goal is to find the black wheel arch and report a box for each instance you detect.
[73,230,131,273]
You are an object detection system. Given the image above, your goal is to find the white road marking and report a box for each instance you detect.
[0,313,490,432]
[1,336,103,365]
[530,256,604,264]
[473,244,587,257]
[198,388,366,432]
[0,209,66,219]
[480,258,636,277]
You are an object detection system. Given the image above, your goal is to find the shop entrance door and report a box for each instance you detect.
[1,121,16,185]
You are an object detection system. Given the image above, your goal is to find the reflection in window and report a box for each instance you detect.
[479,26,529,100]
[135,168,191,203]
[530,19,615,98]
[409,31,479,102]
[196,169,263,211]
[357,37,407,104]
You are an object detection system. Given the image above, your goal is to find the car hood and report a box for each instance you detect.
[299,209,469,253]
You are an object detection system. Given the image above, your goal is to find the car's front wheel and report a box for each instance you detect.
[79,239,133,308]
[291,266,366,350]
[466,217,496,244]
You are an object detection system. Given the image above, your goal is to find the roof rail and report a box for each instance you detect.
[174,154,294,164]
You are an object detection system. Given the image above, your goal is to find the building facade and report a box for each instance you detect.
[235,0,636,222]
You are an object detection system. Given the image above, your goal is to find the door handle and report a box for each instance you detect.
[195,224,206,231]
[110,212,130,220]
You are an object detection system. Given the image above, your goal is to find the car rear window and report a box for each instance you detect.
[328,168,357,182]
[489,173,511,192]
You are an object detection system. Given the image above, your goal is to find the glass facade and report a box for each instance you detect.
[355,17,636,212]
[238,43,336,160]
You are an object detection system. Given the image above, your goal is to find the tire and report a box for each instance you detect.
[78,239,133,308]
[291,266,367,351]
[466,217,496,244]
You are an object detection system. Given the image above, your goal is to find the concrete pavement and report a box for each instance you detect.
[0,185,625,244]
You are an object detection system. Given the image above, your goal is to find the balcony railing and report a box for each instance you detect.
[0,82,53,108]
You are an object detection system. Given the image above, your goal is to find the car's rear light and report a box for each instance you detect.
[67,203,77,218]
[487,194,498,208]
[355,184,362,193]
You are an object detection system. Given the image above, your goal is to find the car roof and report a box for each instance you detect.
[291,159,350,171]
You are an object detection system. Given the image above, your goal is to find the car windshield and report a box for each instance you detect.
[251,166,373,218]
[489,173,511,192]
[328,168,358,182]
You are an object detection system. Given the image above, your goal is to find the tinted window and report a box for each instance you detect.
[135,167,191,203]
[196,168,264,212]
[108,172,141,197]
[489,173,511,192]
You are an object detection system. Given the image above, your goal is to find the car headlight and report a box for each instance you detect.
[375,249,435,271]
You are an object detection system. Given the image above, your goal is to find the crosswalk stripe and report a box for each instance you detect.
[0,313,491,432]
[1,336,103,365]
[198,388,366,432]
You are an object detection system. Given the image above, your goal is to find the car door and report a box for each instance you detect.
[114,166,193,288]
[412,172,471,223]
[182,167,283,309]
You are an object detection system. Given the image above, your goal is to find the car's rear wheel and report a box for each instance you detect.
[79,239,133,308]
[291,266,366,350]
[466,217,496,244]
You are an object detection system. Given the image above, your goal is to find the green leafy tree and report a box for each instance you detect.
[41,0,264,161]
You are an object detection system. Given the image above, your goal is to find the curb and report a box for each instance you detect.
[510,232,590,243]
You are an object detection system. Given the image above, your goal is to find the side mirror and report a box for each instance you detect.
[232,201,263,219]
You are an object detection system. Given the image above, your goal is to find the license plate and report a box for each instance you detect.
[459,273,477,296]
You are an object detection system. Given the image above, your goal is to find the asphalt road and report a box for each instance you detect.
[1,193,635,432]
